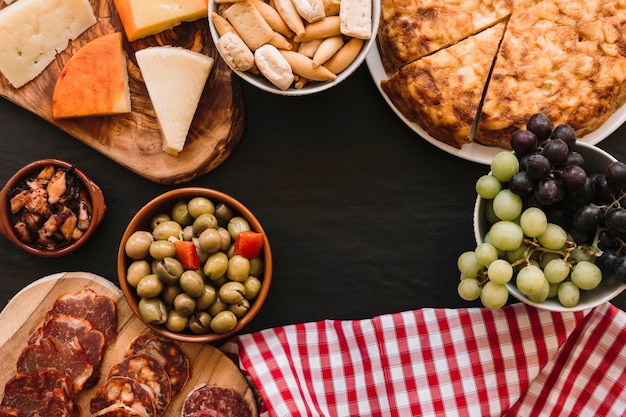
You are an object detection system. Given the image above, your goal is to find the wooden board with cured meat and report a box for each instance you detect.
[0,272,258,416]
[0,0,245,185]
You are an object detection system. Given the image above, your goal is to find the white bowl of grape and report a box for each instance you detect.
[460,113,626,311]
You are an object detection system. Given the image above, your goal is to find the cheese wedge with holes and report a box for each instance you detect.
[0,0,96,88]
[135,47,214,156]
[52,33,131,119]
[113,0,208,42]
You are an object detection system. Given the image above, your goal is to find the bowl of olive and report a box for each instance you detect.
[0,159,106,257]
[118,187,272,343]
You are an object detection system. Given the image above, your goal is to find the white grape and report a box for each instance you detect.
[519,207,547,237]
[537,223,568,250]
[537,251,561,268]
[527,279,550,303]
[480,281,509,309]
[475,175,502,199]
[543,258,570,284]
[490,152,520,182]
[487,259,513,285]
[570,261,602,290]
[493,189,523,221]
[488,221,524,251]
[458,278,481,301]
[475,242,499,266]
[516,264,547,296]
[457,251,483,279]
[507,243,529,263]
[558,282,580,307]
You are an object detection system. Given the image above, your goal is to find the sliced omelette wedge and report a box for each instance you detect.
[135,46,214,156]
[381,21,506,149]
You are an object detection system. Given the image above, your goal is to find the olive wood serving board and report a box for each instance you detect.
[0,0,245,185]
[0,272,258,417]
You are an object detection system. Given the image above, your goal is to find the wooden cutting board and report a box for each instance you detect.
[0,0,245,185]
[0,272,258,417]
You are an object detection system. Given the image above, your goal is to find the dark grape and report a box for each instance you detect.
[572,203,601,231]
[593,173,614,202]
[605,208,626,239]
[544,204,571,229]
[567,176,595,205]
[542,139,569,167]
[551,124,576,150]
[614,256,626,283]
[605,161,626,190]
[534,177,564,205]
[560,164,587,190]
[598,230,616,251]
[509,171,534,196]
[564,151,585,167]
[526,154,552,180]
[526,113,552,141]
[570,228,594,245]
[510,129,538,156]
[597,249,619,275]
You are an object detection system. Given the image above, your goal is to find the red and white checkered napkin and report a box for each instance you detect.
[221,303,626,417]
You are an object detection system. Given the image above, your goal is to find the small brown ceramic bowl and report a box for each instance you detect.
[0,159,106,257]
[118,187,272,343]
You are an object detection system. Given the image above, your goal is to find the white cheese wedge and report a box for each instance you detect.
[0,0,96,88]
[135,46,214,156]
[113,0,208,42]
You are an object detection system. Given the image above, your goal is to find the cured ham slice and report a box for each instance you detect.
[16,336,94,393]
[29,314,106,387]
[46,289,118,342]
[181,384,252,417]
[89,376,157,417]
[0,405,25,417]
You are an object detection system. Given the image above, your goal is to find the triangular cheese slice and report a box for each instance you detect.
[52,32,131,119]
[381,21,506,149]
[135,46,214,156]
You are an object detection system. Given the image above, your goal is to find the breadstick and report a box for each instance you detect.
[215,0,245,2]
[222,0,275,50]
[211,12,236,37]
[293,16,341,42]
[322,0,340,16]
[217,32,255,71]
[292,0,325,23]
[273,0,306,37]
[255,44,294,90]
[298,39,323,58]
[250,0,293,38]
[269,31,293,50]
[340,0,372,39]
[312,35,343,67]
[279,50,336,81]
[294,75,309,88]
[323,37,363,74]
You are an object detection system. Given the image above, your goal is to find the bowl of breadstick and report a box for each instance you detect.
[209,0,380,95]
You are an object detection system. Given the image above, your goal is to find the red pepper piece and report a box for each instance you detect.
[233,230,264,259]
[173,240,200,269]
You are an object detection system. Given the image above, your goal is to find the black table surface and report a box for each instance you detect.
[1,64,625,339]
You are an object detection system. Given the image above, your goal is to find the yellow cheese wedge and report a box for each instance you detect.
[135,46,214,156]
[0,0,96,88]
[113,0,208,42]
[51,33,131,119]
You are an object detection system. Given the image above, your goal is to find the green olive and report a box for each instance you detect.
[203,252,229,280]
[171,200,194,226]
[208,297,228,316]
[174,292,196,316]
[249,256,264,277]
[227,216,251,240]
[192,213,218,236]
[243,276,262,300]
[210,310,237,334]
[138,298,167,324]
[182,225,194,241]
[198,228,222,254]
[179,270,205,297]
[195,285,217,310]
[229,298,250,318]
[214,203,235,227]
[227,255,250,282]
[166,310,188,332]
[218,281,246,304]
[162,284,183,306]
[152,220,183,241]
[125,231,154,259]
[217,227,231,252]
[212,276,229,288]
[149,240,177,260]
[127,260,151,288]
[188,311,212,334]
[155,257,184,284]
[150,213,171,230]
[136,274,165,298]
[188,197,215,218]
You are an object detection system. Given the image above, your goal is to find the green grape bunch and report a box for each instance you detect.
[458,113,626,309]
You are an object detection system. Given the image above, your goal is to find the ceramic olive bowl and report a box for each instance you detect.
[0,159,106,257]
[474,142,626,312]
[118,187,272,343]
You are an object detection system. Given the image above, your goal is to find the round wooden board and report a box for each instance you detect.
[0,272,257,416]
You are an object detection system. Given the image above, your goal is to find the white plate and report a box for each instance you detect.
[366,45,626,165]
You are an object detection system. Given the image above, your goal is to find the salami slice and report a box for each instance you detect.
[89,376,157,417]
[126,334,189,397]
[1,387,73,417]
[181,384,252,417]
[29,314,106,387]
[0,405,25,417]
[91,403,146,417]
[46,289,118,342]
[16,336,94,393]
[108,354,171,416]
[3,368,76,401]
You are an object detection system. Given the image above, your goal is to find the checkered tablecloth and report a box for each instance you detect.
[221,302,626,416]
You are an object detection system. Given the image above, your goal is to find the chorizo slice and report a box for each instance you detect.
[16,336,94,393]
[46,289,118,342]
[29,314,106,388]
[125,334,189,397]
[91,403,146,417]
[108,354,171,416]
[181,384,252,417]
[1,387,73,417]
[89,376,157,417]
[0,405,25,417]
[3,368,76,401]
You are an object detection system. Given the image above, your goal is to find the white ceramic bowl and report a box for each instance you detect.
[208,0,381,96]
[473,142,626,312]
